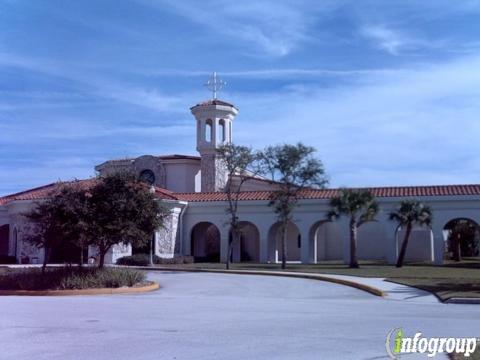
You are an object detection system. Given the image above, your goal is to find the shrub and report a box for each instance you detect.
[116,254,161,266]
[0,255,17,264]
[116,254,194,266]
[0,267,146,290]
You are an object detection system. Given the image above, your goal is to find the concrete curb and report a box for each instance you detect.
[0,281,159,296]
[445,297,480,305]
[129,266,386,298]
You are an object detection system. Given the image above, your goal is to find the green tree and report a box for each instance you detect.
[328,189,379,268]
[86,172,169,268]
[260,143,328,269]
[23,184,86,272]
[217,143,260,270]
[389,200,432,268]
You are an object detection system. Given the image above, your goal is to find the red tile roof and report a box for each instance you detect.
[0,179,178,205]
[1,182,479,206]
[175,184,480,202]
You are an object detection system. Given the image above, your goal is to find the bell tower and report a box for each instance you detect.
[190,72,238,192]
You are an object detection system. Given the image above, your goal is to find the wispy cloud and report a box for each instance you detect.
[0,53,181,113]
[142,68,411,79]
[360,25,406,55]
[137,0,337,57]
[1,1,480,195]
[359,24,451,56]
[228,53,480,186]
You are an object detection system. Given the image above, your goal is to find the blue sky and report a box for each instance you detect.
[1,0,480,195]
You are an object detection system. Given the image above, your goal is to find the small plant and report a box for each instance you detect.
[0,255,17,264]
[0,267,146,290]
[117,254,162,266]
[116,254,194,266]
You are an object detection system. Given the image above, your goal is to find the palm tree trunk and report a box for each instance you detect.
[281,220,288,270]
[396,223,412,268]
[349,218,359,268]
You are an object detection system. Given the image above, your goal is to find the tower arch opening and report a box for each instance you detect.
[219,119,226,143]
[205,119,213,143]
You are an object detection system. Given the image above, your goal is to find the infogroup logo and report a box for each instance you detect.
[385,328,478,358]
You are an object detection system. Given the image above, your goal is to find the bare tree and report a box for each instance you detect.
[260,143,328,269]
[217,143,260,269]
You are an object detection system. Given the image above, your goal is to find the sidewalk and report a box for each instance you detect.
[138,266,441,303]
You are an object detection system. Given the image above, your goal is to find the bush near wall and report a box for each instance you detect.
[0,255,17,264]
[116,254,194,266]
[0,267,146,291]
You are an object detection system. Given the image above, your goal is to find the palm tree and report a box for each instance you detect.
[328,189,379,268]
[389,200,432,268]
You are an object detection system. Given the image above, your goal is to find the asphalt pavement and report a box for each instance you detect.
[0,271,478,360]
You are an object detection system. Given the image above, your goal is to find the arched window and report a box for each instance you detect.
[219,119,226,142]
[205,119,212,142]
[139,169,156,185]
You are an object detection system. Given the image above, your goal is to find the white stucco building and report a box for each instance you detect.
[1,92,479,265]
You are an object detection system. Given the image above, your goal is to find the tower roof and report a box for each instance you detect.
[190,99,237,110]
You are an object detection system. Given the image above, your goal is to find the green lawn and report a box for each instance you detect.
[153,258,480,302]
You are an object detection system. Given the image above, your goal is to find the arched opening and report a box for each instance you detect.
[219,119,226,142]
[268,221,301,263]
[205,119,213,142]
[230,221,260,262]
[191,222,220,262]
[443,218,480,261]
[357,221,386,260]
[309,220,342,263]
[395,224,434,263]
[0,224,9,256]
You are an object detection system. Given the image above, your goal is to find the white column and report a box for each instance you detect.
[299,224,311,264]
[259,226,269,263]
[432,225,445,265]
[219,225,229,263]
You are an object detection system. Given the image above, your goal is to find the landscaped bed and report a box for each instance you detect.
[0,267,149,291]
[144,258,480,302]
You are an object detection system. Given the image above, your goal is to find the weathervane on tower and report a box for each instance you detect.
[204,72,226,99]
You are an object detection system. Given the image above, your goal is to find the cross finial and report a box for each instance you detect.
[204,72,226,99]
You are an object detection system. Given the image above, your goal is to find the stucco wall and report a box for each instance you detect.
[182,195,480,265]
[163,161,200,193]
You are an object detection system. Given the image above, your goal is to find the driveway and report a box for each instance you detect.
[0,271,479,359]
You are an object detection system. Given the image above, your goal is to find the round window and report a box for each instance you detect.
[139,169,156,185]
